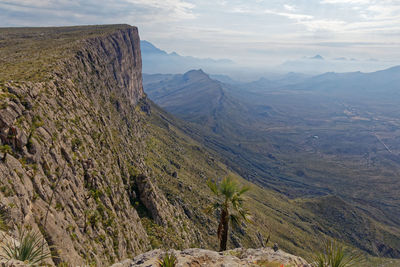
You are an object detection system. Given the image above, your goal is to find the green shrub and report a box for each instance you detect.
[0,145,12,161]
[71,137,82,151]
[0,227,52,266]
[312,240,363,267]
[31,115,44,129]
[0,206,7,231]
[158,251,177,267]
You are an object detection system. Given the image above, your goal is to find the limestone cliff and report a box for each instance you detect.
[0,25,195,266]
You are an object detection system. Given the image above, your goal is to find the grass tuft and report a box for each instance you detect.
[0,227,52,266]
[312,239,363,267]
[158,251,177,267]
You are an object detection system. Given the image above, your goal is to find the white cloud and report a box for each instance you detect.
[273,11,313,21]
[1,0,52,7]
[283,4,295,11]
[321,0,372,4]
[230,7,314,21]
[1,0,400,68]
[299,19,346,32]
[126,0,196,19]
[0,0,196,24]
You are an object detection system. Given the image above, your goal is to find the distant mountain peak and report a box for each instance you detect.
[140,40,234,74]
[310,54,324,60]
[183,69,210,80]
[256,77,271,83]
[185,68,206,74]
[141,40,167,55]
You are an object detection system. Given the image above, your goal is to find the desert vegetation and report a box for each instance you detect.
[311,240,363,267]
[206,176,251,251]
[158,251,177,267]
[0,227,51,266]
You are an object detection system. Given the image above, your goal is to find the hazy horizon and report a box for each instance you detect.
[141,39,400,78]
[1,0,400,73]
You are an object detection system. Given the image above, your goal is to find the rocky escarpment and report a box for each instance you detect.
[112,247,311,267]
[0,25,196,266]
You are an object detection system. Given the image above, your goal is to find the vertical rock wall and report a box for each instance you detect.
[0,26,152,266]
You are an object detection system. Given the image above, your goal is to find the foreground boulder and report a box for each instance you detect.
[112,247,310,267]
[0,260,28,267]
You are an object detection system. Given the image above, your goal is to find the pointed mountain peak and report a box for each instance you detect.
[182,69,211,82]
[310,54,324,60]
[140,40,167,55]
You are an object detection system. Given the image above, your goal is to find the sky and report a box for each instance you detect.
[1,0,400,71]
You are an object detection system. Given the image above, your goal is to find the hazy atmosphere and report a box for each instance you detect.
[1,0,400,72]
[2,1,400,266]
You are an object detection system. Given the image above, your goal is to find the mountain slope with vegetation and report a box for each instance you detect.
[0,25,199,266]
[1,25,399,267]
[0,25,345,266]
[143,69,400,259]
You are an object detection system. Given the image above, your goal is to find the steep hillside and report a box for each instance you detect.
[143,102,337,259]
[144,70,223,124]
[143,70,273,136]
[143,70,400,259]
[0,25,198,266]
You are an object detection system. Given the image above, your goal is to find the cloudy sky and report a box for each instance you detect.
[1,0,400,70]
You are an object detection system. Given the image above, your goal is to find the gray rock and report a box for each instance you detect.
[112,247,311,267]
[0,108,18,129]
[0,259,29,267]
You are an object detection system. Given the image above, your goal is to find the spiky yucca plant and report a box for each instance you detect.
[312,239,363,267]
[158,251,177,267]
[0,227,51,266]
[206,176,252,251]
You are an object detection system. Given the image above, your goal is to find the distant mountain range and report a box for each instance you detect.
[143,66,400,258]
[141,41,398,79]
[288,65,400,98]
[279,55,396,73]
[141,40,234,74]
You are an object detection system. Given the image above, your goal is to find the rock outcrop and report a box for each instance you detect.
[112,247,311,267]
[0,25,195,266]
[0,260,28,267]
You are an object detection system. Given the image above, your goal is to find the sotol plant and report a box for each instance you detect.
[0,227,52,266]
[312,239,363,267]
[206,176,251,251]
[158,251,177,267]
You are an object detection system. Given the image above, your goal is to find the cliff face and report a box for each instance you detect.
[69,27,144,105]
[0,25,194,266]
